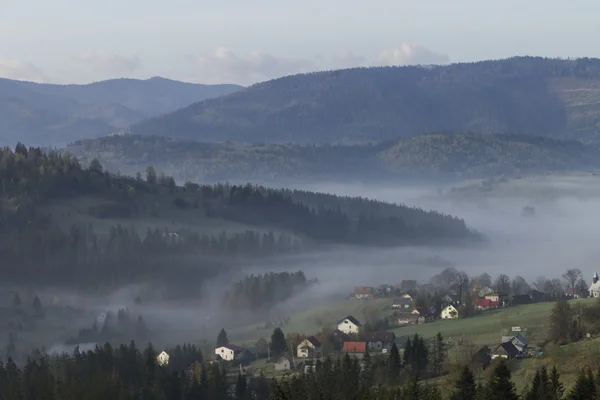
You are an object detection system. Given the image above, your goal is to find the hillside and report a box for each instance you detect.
[0,143,478,293]
[66,132,600,183]
[129,57,600,144]
[0,77,241,146]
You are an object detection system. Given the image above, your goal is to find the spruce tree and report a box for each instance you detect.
[387,342,402,384]
[270,327,287,355]
[216,328,229,347]
[566,369,596,400]
[235,372,247,400]
[526,367,551,400]
[432,332,446,376]
[487,360,518,400]
[549,366,564,400]
[451,365,477,400]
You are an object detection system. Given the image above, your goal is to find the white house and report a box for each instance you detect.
[589,272,600,298]
[297,336,322,358]
[337,315,362,334]
[440,304,459,319]
[215,344,247,361]
[274,355,293,371]
[156,351,170,366]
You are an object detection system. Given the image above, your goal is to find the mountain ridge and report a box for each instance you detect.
[128,56,600,144]
[0,77,242,146]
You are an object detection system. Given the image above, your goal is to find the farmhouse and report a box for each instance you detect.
[440,304,459,319]
[215,344,247,361]
[502,334,528,352]
[354,286,374,300]
[392,298,413,310]
[156,351,170,366]
[343,341,366,359]
[366,331,396,352]
[337,315,362,334]
[475,298,499,311]
[492,341,523,360]
[297,336,322,358]
[397,313,424,325]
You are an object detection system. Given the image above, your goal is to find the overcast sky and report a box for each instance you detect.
[1,0,598,85]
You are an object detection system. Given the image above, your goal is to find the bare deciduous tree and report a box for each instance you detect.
[563,268,582,298]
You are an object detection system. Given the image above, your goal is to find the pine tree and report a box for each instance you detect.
[527,367,551,400]
[549,366,564,400]
[451,365,477,400]
[235,372,247,400]
[216,328,229,347]
[487,360,518,400]
[566,369,596,400]
[387,342,402,384]
[432,332,446,376]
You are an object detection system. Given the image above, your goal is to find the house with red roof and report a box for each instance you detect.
[343,341,367,359]
[475,298,499,311]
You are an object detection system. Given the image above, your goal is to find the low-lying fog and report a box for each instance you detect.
[12,173,600,352]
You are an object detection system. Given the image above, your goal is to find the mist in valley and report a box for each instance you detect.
[6,173,600,355]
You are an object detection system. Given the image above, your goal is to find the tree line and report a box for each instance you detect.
[223,271,316,312]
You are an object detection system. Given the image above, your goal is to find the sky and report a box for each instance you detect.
[1,0,599,86]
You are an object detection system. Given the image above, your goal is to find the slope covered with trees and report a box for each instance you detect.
[0,77,241,146]
[130,56,600,144]
[0,143,478,292]
[67,132,600,182]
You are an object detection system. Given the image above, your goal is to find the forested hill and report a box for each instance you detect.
[0,77,241,146]
[67,132,600,182]
[130,57,600,144]
[0,144,478,290]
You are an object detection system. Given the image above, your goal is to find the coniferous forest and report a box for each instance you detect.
[0,143,479,291]
[0,337,589,400]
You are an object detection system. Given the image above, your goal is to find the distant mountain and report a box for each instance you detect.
[129,57,600,144]
[66,132,600,183]
[0,77,241,146]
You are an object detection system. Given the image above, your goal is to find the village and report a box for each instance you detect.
[151,268,600,387]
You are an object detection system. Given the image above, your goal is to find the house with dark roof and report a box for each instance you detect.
[502,335,528,352]
[392,297,413,310]
[511,294,533,306]
[366,331,396,352]
[215,344,248,361]
[337,316,362,334]
[492,341,523,360]
[297,336,322,358]
[412,307,435,322]
[343,341,367,359]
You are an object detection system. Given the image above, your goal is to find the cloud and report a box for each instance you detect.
[377,44,450,66]
[74,51,142,76]
[190,47,317,85]
[0,60,48,82]
[189,44,449,85]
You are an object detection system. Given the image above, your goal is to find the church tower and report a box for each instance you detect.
[594,272,599,284]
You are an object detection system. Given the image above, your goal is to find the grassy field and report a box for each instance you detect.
[392,299,598,347]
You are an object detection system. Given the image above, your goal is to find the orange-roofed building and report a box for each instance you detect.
[343,341,367,359]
